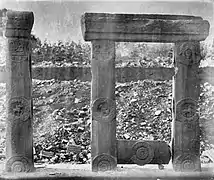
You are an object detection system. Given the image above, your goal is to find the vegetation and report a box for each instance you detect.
[31,35,91,66]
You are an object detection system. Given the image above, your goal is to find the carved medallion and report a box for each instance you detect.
[93,43,101,54]
[173,154,200,172]
[6,156,31,172]
[131,141,154,165]
[8,97,31,121]
[176,98,198,121]
[92,98,116,123]
[92,153,117,172]
[8,39,29,56]
[177,42,201,65]
[184,48,193,60]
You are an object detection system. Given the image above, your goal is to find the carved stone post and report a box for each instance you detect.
[4,11,34,172]
[91,40,117,171]
[172,41,201,172]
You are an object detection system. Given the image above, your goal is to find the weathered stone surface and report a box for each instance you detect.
[1,65,214,84]
[1,164,214,180]
[172,41,201,172]
[130,141,154,165]
[5,10,34,38]
[92,153,117,172]
[0,66,175,83]
[92,98,116,123]
[5,155,33,172]
[81,13,210,42]
[91,40,117,172]
[117,140,171,165]
[5,10,34,173]
[32,66,91,82]
[1,66,214,85]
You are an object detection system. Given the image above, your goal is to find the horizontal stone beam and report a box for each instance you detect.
[32,66,92,82]
[0,167,213,180]
[1,66,173,83]
[0,66,214,84]
[117,139,171,165]
[81,13,210,42]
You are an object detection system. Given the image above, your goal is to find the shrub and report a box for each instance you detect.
[31,37,91,66]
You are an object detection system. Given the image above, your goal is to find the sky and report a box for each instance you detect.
[0,0,213,43]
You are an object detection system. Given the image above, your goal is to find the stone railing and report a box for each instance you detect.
[81,12,210,172]
[1,10,211,174]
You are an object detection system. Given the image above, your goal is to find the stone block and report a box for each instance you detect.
[81,13,210,42]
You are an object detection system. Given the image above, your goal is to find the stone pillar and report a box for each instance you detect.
[91,40,117,172]
[4,11,34,172]
[172,41,201,172]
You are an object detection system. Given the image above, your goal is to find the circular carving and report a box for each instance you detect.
[184,48,192,60]
[131,141,154,165]
[8,39,29,57]
[8,97,31,121]
[176,98,198,121]
[173,154,200,172]
[6,156,31,172]
[182,159,195,170]
[92,153,116,172]
[92,98,116,122]
[178,42,201,65]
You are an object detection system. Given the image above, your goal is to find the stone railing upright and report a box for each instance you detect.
[4,10,34,172]
[172,41,202,171]
[81,13,210,172]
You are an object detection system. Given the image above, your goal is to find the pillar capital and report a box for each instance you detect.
[4,10,34,173]
[5,10,34,38]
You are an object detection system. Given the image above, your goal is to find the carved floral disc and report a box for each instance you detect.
[6,156,31,172]
[92,153,117,172]
[131,141,154,165]
[178,42,201,65]
[92,98,116,122]
[173,154,200,172]
[176,98,198,121]
[8,39,29,57]
[8,97,31,121]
